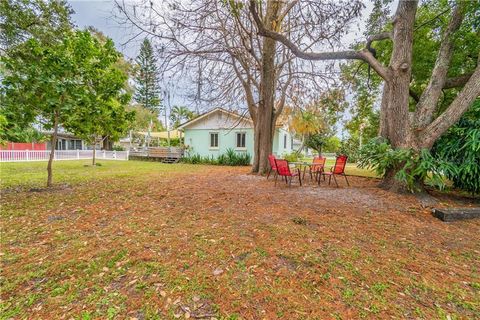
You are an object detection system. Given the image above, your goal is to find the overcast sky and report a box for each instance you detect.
[68,1,382,60]
[68,1,140,59]
[67,0,396,132]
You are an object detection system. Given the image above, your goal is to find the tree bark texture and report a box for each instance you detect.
[92,146,96,166]
[252,0,284,174]
[47,111,59,188]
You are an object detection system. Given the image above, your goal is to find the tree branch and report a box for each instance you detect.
[415,3,465,127]
[249,0,391,81]
[444,73,474,88]
[420,62,480,148]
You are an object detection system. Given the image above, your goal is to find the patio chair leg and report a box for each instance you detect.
[299,171,302,186]
[267,168,271,179]
[274,174,278,186]
[344,174,350,186]
[288,176,292,187]
[333,174,339,187]
[328,175,331,185]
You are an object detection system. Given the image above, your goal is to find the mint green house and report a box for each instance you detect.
[178,108,293,163]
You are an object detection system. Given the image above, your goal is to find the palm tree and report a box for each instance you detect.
[288,108,330,155]
[170,106,197,129]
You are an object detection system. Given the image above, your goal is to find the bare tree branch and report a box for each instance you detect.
[248,0,391,81]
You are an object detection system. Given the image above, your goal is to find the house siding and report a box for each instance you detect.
[180,108,293,163]
[273,128,293,156]
[184,128,255,162]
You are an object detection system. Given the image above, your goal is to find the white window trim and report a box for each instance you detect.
[209,132,219,150]
[235,131,247,150]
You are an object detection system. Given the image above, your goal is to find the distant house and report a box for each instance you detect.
[46,132,87,150]
[178,108,294,163]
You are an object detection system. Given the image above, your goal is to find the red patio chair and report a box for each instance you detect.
[274,159,302,187]
[267,154,277,180]
[308,156,326,181]
[321,155,350,187]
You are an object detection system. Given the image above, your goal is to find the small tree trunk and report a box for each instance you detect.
[92,144,96,166]
[295,137,305,155]
[47,112,59,188]
[102,136,113,150]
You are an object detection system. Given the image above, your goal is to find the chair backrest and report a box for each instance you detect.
[311,156,326,171]
[275,159,291,176]
[333,155,348,174]
[313,156,326,166]
[268,154,277,169]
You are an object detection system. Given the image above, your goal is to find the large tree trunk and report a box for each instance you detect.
[253,0,283,174]
[251,121,261,173]
[377,0,419,191]
[47,112,59,188]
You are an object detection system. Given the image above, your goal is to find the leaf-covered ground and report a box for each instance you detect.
[1,160,479,319]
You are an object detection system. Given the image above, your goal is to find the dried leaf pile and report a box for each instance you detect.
[1,161,479,319]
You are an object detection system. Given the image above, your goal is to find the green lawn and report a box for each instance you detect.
[0,159,377,189]
[0,160,200,189]
[300,158,379,178]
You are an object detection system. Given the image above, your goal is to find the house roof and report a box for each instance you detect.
[177,107,253,130]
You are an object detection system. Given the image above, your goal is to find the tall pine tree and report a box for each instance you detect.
[134,38,161,113]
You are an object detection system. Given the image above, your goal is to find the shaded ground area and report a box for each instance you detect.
[1,161,479,319]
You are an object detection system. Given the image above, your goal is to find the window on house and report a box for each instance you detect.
[236,132,246,148]
[283,134,287,149]
[210,133,219,148]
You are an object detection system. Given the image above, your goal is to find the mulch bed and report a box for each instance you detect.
[1,166,479,319]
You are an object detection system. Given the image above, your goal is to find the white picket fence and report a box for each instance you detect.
[0,150,129,162]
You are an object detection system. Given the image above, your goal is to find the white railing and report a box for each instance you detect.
[0,150,129,162]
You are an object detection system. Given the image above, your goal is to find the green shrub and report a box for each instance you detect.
[339,137,360,162]
[357,137,455,192]
[159,137,182,147]
[432,101,480,195]
[283,152,299,162]
[181,148,250,166]
[112,145,125,151]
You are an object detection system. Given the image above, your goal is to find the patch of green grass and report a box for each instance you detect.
[300,158,379,178]
[0,160,201,189]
